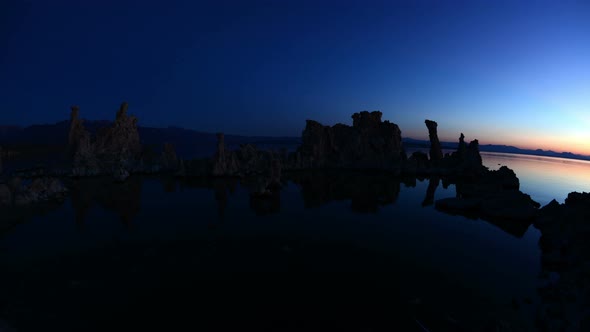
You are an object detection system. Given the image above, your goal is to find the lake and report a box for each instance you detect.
[0,153,587,331]
[482,152,590,206]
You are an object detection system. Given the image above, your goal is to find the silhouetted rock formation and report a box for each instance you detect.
[464,139,483,172]
[178,112,487,181]
[235,144,279,177]
[435,166,540,227]
[533,192,590,331]
[425,120,443,162]
[0,176,67,207]
[68,106,100,176]
[0,145,3,175]
[272,111,486,177]
[68,106,85,154]
[93,102,141,170]
[285,111,404,171]
[212,133,239,176]
[429,134,486,177]
[405,151,430,175]
[210,133,284,194]
[457,133,467,158]
[67,102,181,179]
[161,143,179,171]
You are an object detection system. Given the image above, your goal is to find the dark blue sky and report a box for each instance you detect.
[1,1,589,153]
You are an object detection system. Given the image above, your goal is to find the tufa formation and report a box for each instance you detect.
[286,111,404,170]
[68,102,179,180]
[425,120,443,162]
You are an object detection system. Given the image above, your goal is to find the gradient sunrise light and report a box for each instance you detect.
[1,1,588,155]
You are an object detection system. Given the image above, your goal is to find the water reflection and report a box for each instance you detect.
[69,176,142,226]
[249,191,281,216]
[0,171,586,331]
[3,172,531,235]
[482,152,590,205]
[179,177,237,220]
[0,202,63,235]
[422,176,440,206]
[289,171,403,213]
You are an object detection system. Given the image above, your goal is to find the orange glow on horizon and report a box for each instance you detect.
[432,133,590,157]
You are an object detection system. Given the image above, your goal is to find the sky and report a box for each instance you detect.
[1,0,589,155]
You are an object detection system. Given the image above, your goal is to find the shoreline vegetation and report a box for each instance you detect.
[0,102,588,330]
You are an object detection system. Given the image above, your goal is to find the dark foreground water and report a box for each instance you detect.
[1,153,588,331]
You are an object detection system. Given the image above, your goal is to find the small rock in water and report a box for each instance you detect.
[113,168,130,182]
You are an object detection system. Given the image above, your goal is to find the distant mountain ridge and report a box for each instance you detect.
[403,138,590,161]
[0,121,302,159]
[1,122,589,161]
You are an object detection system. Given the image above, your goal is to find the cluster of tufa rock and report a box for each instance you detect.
[435,166,541,225]
[211,133,282,194]
[68,102,180,181]
[406,120,485,176]
[68,103,141,179]
[208,111,488,187]
[533,192,590,331]
[0,177,67,207]
[286,111,405,170]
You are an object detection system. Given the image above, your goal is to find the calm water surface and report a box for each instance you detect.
[1,152,586,331]
[482,152,590,205]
